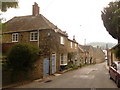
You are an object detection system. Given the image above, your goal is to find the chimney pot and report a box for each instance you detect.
[73,35,75,41]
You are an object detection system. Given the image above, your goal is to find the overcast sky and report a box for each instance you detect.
[2,0,118,45]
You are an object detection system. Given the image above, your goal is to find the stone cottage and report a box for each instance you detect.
[81,45,95,64]
[2,2,68,79]
[67,37,83,66]
[93,46,105,63]
[108,43,120,66]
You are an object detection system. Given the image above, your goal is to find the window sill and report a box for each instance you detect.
[12,41,18,42]
[60,63,67,66]
[60,43,65,45]
[30,40,38,42]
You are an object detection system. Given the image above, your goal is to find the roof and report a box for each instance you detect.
[78,45,84,52]
[82,45,91,52]
[55,28,68,36]
[3,14,68,36]
[110,43,120,50]
[3,14,55,32]
[68,38,78,43]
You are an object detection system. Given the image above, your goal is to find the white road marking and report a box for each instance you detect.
[73,75,95,79]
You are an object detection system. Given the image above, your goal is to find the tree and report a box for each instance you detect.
[0,1,18,12]
[101,0,120,43]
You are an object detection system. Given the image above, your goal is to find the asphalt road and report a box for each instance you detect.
[15,62,117,88]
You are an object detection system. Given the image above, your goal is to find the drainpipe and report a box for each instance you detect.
[38,29,40,48]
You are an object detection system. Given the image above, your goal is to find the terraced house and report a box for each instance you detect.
[67,37,83,66]
[2,2,68,78]
[108,43,120,66]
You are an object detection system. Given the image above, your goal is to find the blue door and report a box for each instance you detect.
[52,54,56,74]
[43,58,49,76]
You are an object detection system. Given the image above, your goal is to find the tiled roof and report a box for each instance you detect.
[68,39,77,43]
[3,14,56,32]
[54,28,68,36]
[3,14,68,36]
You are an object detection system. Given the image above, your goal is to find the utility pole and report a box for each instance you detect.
[106,44,109,66]
[84,38,86,46]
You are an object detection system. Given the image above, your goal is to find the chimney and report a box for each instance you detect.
[32,2,39,16]
[73,35,75,41]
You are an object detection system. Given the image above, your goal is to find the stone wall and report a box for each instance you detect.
[2,56,43,86]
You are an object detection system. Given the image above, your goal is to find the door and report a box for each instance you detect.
[52,53,56,74]
[43,58,49,76]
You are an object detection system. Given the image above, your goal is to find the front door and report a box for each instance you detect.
[43,58,49,76]
[52,53,56,74]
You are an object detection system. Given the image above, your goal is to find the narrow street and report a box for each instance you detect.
[15,61,117,88]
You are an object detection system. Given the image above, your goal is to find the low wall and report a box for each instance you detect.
[2,57,43,87]
[96,59,105,64]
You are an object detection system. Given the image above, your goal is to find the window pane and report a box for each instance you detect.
[30,32,38,41]
[16,34,18,41]
[60,37,64,44]
[12,33,18,42]
[34,33,38,40]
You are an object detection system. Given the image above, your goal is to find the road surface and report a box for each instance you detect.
[15,62,117,88]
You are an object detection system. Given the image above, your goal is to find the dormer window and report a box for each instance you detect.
[30,32,38,41]
[12,33,18,42]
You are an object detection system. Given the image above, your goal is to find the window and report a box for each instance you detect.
[70,42,72,48]
[60,53,67,65]
[75,43,77,49]
[60,54,64,64]
[12,33,18,42]
[60,36,64,45]
[30,32,38,41]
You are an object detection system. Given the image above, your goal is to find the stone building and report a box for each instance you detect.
[108,43,120,66]
[81,45,95,64]
[67,38,79,65]
[93,46,105,63]
[2,2,68,79]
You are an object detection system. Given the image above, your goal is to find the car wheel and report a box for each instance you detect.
[116,77,120,88]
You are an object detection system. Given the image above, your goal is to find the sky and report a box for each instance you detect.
[1,0,118,45]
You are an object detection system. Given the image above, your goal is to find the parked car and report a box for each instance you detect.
[109,61,120,87]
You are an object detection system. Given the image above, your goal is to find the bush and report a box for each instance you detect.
[7,44,39,71]
[65,61,78,70]
[115,44,120,60]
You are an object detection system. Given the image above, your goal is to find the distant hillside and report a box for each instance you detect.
[87,42,117,49]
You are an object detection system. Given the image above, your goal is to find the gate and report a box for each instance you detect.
[43,58,49,76]
[52,53,56,74]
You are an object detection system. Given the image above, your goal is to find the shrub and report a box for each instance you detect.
[115,44,120,60]
[65,61,78,70]
[7,43,39,71]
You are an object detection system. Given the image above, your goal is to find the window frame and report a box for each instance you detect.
[12,33,18,42]
[30,31,38,41]
[70,42,72,48]
[60,53,67,65]
[60,36,65,45]
[75,43,77,49]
